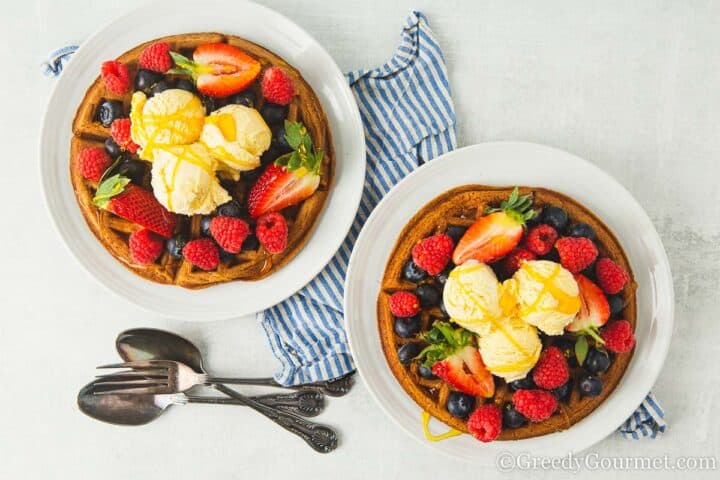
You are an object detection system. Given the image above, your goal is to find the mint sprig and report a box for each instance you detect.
[416,321,475,367]
[274,120,323,175]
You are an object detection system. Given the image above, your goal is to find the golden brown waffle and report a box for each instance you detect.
[377,185,637,440]
[70,33,334,288]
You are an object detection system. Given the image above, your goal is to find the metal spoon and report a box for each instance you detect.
[116,328,354,397]
[78,381,325,425]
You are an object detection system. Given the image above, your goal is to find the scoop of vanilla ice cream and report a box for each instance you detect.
[130,89,206,161]
[200,104,271,179]
[150,143,231,215]
[512,260,581,335]
[478,316,542,381]
[442,261,503,336]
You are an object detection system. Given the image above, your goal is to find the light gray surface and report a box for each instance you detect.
[1,0,718,478]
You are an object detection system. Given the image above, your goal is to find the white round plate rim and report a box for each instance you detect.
[344,142,673,462]
[39,0,365,321]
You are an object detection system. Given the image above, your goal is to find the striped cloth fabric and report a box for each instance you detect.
[45,10,665,440]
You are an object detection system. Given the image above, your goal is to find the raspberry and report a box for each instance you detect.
[78,147,111,182]
[595,258,629,294]
[526,224,558,255]
[532,347,569,389]
[128,228,164,265]
[467,404,502,442]
[261,67,295,105]
[555,236,598,273]
[182,238,219,271]
[512,389,558,422]
[389,291,420,317]
[101,60,130,95]
[209,216,250,254]
[411,234,454,275]
[601,320,636,353]
[502,248,536,276]
[256,212,288,254]
[110,118,140,154]
[139,42,172,72]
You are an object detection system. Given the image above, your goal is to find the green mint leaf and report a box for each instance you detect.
[575,335,589,366]
[284,121,304,150]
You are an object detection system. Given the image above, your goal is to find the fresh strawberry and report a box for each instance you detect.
[595,258,630,294]
[467,404,502,442]
[169,44,261,98]
[128,228,164,265]
[255,212,288,254]
[452,187,535,264]
[411,234,454,275]
[565,274,610,343]
[209,216,250,254]
[93,175,177,238]
[247,121,323,218]
[418,322,495,398]
[261,67,296,105]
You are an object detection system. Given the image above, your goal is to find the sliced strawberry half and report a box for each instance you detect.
[453,187,536,264]
[94,174,177,238]
[565,274,610,342]
[169,44,261,98]
[247,121,323,218]
[418,322,494,398]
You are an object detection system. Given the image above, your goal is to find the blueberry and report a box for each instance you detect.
[552,379,573,402]
[418,363,437,380]
[174,78,196,93]
[566,222,596,240]
[394,315,421,338]
[502,404,527,428]
[607,294,624,317]
[397,342,421,364]
[508,374,535,391]
[217,200,243,218]
[446,392,476,420]
[526,209,542,228]
[553,338,578,367]
[435,268,450,286]
[585,348,611,374]
[242,234,260,251]
[542,205,569,231]
[578,374,603,397]
[226,90,256,108]
[200,95,218,115]
[111,157,146,184]
[166,233,188,259]
[219,248,236,263]
[150,80,172,96]
[96,99,124,127]
[542,248,560,263]
[134,69,163,91]
[438,299,449,318]
[260,144,282,166]
[416,284,440,308]
[445,225,467,244]
[402,260,427,283]
[104,138,122,158]
[271,125,293,155]
[200,216,214,236]
[260,103,287,125]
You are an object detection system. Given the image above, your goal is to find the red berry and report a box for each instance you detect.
[256,212,288,254]
[139,42,172,72]
[182,238,219,271]
[512,389,558,422]
[467,404,502,442]
[261,67,295,105]
[78,147,111,182]
[526,224,558,255]
[595,258,629,294]
[209,216,250,254]
[555,236,598,273]
[601,320,636,353]
[411,234,454,275]
[128,228,164,265]
[532,346,569,389]
[502,248,536,276]
[389,291,420,317]
[110,118,140,154]
[101,60,130,95]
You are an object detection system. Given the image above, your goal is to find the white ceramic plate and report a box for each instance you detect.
[344,142,673,461]
[39,0,365,321]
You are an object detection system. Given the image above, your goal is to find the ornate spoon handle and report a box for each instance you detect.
[212,384,337,453]
[184,390,325,418]
[210,372,355,397]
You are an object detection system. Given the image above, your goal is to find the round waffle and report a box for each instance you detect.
[70,33,334,289]
[377,185,636,441]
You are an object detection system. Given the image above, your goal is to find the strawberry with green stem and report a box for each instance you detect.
[565,274,610,363]
[417,321,495,398]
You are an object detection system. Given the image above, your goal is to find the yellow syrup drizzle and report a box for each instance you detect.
[520,263,581,316]
[421,411,462,442]
[134,96,205,160]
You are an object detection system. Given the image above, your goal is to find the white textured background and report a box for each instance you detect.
[1,0,719,478]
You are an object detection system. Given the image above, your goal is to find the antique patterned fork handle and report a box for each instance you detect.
[212,384,338,453]
[209,372,355,397]
[185,390,325,418]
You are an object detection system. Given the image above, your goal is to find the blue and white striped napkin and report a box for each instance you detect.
[45,10,665,440]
